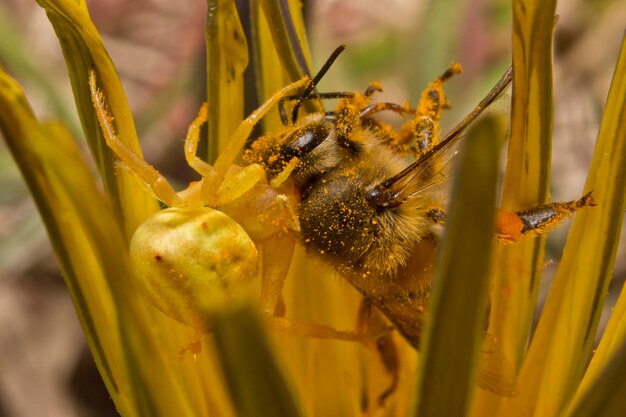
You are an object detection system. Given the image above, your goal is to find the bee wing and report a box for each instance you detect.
[369,67,513,210]
[362,67,517,397]
[395,135,465,206]
[341,267,427,347]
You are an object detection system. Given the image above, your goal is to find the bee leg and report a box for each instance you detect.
[363,81,383,97]
[333,98,362,149]
[360,101,414,119]
[395,63,463,157]
[278,91,355,125]
[332,83,414,150]
[358,101,417,156]
[426,207,447,225]
[496,192,596,243]
[357,299,399,408]
[375,334,400,406]
[423,193,595,243]
[89,69,181,206]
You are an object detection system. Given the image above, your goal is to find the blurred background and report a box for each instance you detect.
[0,0,624,415]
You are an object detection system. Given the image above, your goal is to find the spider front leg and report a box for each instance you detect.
[183,102,212,177]
[182,77,311,206]
[89,70,182,207]
[179,101,270,207]
[206,77,311,191]
[259,236,295,316]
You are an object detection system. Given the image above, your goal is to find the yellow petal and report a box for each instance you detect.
[487,0,556,378]
[205,0,248,162]
[508,29,626,417]
[565,33,626,417]
[414,115,503,416]
[36,0,159,238]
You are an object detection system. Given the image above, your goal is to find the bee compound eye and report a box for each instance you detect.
[129,207,258,331]
[286,122,331,157]
[267,122,332,175]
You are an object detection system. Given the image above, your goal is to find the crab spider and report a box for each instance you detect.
[88,70,376,345]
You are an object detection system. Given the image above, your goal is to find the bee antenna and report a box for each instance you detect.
[291,44,347,123]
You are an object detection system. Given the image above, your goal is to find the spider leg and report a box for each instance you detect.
[220,188,300,315]
[89,69,181,207]
[184,102,213,177]
[183,102,278,206]
[211,77,310,181]
[260,235,382,346]
[259,236,295,315]
[198,77,309,205]
[215,163,267,206]
[265,316,377,344]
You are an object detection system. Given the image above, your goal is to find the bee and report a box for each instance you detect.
[89,45,594,400]
[242,45,593,399]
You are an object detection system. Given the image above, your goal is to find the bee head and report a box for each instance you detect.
[245,116,342,187]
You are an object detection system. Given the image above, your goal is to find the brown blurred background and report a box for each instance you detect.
[0,0,624,416]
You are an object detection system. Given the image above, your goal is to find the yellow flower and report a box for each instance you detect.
[1,1,625,417]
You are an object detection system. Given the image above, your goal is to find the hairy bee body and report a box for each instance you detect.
[298,128,430,280]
